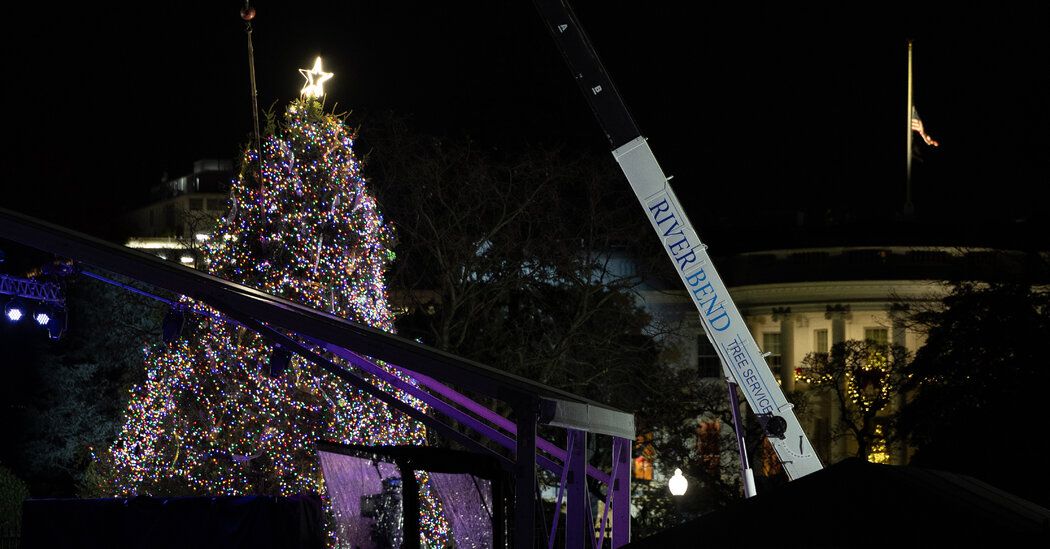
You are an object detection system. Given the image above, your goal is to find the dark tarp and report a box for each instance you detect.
[627,458,1050,548]
[21,494,322,549]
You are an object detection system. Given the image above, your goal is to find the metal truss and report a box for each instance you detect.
[0,274,64,304]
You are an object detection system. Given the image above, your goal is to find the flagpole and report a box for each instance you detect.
[904,40,914,216]
[242,1,263,188]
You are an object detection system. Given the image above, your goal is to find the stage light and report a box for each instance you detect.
[266,344,292,378]
[4,298,25,322]
[32,304,52,326]
[46,308,67,340]
[162,306,185,344]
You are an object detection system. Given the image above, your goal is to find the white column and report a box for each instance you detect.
[825,305,851,460]
[772,307,795,392]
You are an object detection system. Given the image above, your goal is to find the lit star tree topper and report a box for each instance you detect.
[299,56,333,98]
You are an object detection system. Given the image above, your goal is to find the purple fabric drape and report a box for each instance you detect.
[429,472,493,549]
[319,450,401,549]
[319,449,495,548]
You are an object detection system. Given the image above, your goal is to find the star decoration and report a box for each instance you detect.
[299,57,333,98]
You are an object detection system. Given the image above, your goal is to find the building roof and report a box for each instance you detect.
[718,245,1050,287]
[703,215,1050,255]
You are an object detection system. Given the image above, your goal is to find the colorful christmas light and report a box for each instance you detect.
[96,98,449,546]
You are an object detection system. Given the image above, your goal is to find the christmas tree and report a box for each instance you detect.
[93,61,450,546]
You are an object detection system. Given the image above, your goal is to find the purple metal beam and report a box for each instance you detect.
[74,273,562,479]
[596,440,619,546]
[547,432,574,549]
[80,270,176,306]
[565,429,587,549]
[317,341,564,476]
[322,343,631,547]
[76,270,576,482]
[727,381,751,489]
[586,481,599,549]
[397,367,613,486]
[227,312,512,469]
[611,436,631,548]
[86,267,615,502]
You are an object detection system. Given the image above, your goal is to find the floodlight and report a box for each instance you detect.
[33,305,51,326]
[46,308,67,340]
[4,298,26,322]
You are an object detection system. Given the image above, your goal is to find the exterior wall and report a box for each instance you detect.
[125,194,229,239]
[638,275,951,469]
[123,160,233,268]
[631,242,1048,474]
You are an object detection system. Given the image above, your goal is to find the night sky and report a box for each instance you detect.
[2,1,1048,243]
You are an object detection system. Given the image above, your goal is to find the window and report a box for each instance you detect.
[814,329,828,354]
[762,332,782,368]
[864,328,888,345]
[697,334,722,379]
[189,198,204,211]
[633,433,655,481]
[206,198,226,211]
[696,420,721,475]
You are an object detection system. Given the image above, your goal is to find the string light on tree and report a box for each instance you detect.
[93,64,450,544]
[797,340,909,464]
[299,56,333,98]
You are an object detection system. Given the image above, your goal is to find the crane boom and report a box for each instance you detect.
[533,0,822,480]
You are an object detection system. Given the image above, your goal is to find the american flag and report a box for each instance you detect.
[911,106,939,147]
